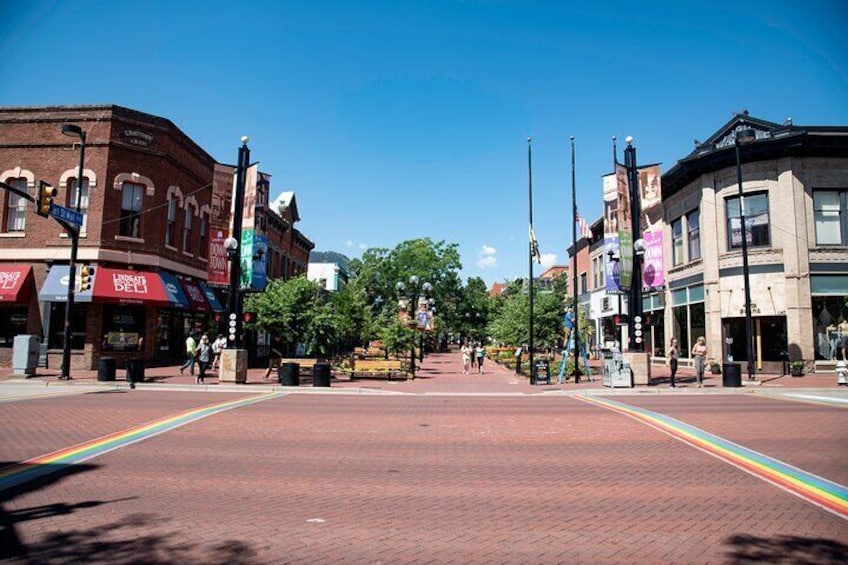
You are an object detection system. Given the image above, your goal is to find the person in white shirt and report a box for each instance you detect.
[211,334,226,370]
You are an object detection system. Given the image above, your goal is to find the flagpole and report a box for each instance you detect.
[570,135,581,382]
[528,136,536,385]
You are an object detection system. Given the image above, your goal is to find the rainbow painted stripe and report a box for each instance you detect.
[576,394,848,521]
[0,392,283,493]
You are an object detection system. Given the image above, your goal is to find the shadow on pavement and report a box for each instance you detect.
[0,460,259,564]
[725,533,848,564]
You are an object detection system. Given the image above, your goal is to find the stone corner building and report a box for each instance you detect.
[0,104,313,370]
[660,112,848,372]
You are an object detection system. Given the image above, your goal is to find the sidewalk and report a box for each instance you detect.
[1,348,842,391]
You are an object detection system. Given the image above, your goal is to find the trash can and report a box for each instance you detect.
[126,358,145,384]
[313,362,331,387]
[98,357,116,382]
[279,362,300,386]
[722,362,742,387]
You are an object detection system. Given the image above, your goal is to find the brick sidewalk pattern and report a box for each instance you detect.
[1,349,846,563]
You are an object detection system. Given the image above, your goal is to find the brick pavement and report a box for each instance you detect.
[1,350,847,563]
[2,347,843,391]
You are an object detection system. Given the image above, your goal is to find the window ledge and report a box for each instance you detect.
[115,235,145,244]
[182,251,194,258]
[0,232,26,238]
[60,232,87,239]
[165,244,178,252]
[198,256,208,263]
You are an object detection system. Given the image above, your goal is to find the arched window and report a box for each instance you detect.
[120,182,144,238]
[4,178,28,232]
[183,202,195,253]
[66,176,90,232]
[199,212,208,259]
[166,197,178,247]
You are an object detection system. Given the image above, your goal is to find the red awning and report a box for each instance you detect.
[179,279,211,312]
[92,267,170,306]
[0,265,34,303]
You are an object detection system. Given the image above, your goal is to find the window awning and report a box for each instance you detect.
[0,265,34,304]
[92,268,171,306]
[198,282,225,312]
[180,279,211,312]
[158,272,191,309]
[39,266,94,303]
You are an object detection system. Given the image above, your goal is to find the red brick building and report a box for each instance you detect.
[0,105,313,370]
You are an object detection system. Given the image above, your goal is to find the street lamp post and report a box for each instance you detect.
[217,136,251,384]
[624,136,644,353]
[396,275,425,378]
[570,135,581,383]
[527,137,536,385]
[226,136,250,350]
[734,127,757,380]
[419,282,433,362]
[59,124,86,380]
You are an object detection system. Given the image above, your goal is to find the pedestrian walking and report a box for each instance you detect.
[195,334,213,384]
[461,343,471,374]
[179,332,197,376]
[667,338,679,388]
[691,336,707,387]
[264,335,284,380]
[211,334,226,370]
[475,343,486,374]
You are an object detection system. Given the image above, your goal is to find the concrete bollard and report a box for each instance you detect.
[837,361,847,386]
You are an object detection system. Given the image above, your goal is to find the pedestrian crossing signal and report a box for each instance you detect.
[613,314,630,326]
[79,266,95,292]
[37,181,56,217]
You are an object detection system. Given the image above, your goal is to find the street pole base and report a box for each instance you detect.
[623,352,651,386]
[219,349,248,383]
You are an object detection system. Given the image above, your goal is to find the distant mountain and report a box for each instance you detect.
[309,251,351,269]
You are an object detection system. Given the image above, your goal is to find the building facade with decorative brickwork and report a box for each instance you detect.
[0,104,313,370]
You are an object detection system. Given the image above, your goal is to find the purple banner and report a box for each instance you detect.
[642,230,664,289]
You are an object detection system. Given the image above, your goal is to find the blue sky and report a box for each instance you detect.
[2,0,846,285]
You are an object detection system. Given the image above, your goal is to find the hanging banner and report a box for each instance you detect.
[615,163,633,291]
[637,165,665,289]
[208,164,234,286]
[207,228,229,286]
[232,165,270,291]
[602,173,621,294]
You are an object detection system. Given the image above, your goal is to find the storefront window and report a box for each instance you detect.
[673,306,689,355]
[0,307,28,348]
[48,303,86,349]
[101,305,145,351]
[644,308,665,357]
[812,295,848,360]
[690,303,706,348]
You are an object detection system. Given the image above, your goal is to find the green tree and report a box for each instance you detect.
[347,238,465,340]
[487,274,570,350]
[244,276,334,356]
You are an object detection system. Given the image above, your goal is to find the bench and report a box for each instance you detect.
[349,358,408,380]
[278,358,320,372]
[354,347,386,359]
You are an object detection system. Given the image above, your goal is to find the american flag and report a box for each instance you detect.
[577,213,592,240]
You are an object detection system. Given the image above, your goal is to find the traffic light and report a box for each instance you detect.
[79,266,95,292]
[37,181,56,217]
[613,314,630,326]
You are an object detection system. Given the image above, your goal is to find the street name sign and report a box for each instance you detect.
[49,203,84,228]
